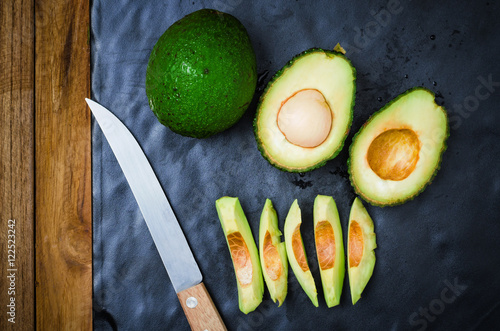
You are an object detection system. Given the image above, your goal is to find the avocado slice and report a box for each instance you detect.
[313,195,345,307]
[284,200,318,306]
[254,48,356,172]
[347,198,377,305]
[216,197,264,314]
[146,9,256,138]
[348,87,449,206]
[259,199,288,306]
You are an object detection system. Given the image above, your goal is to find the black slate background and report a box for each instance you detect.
[91,0,500,330]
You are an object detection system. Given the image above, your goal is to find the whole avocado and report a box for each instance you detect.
[146,9,257,138]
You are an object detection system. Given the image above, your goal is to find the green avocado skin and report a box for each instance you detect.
[146,9,257,138]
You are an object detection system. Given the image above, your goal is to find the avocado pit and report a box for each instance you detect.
[292,225,309,272]
[367,128,420,181]
[315,221,335,270]
[348,221,364,268]
[277,89,333,148]
[263,231,282,281]
[227,231,253,286]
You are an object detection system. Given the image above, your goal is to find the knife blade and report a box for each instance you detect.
[86,98,226,331]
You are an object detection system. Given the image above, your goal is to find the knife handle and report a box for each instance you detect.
[177,282,227,331]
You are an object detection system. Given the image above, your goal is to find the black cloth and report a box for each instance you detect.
[91,1,500,330]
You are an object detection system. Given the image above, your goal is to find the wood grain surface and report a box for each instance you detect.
[177,282,227,331]
[1,0,35,330]
[35,0,92,330]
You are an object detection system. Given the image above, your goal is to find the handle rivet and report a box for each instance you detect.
[186,296,198,308]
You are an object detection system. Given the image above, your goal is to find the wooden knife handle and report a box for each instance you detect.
[177,282,227,331]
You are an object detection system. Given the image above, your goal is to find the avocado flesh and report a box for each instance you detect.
[313,195,345,308]
[146,9,256,138]
[216,197,264,314]
[348,198,376,305]
[254,48,356,172]
[349,87,449,206]
[284,200,318,307]
[259,199,288,306]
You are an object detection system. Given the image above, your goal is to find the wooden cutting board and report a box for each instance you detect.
[1,0,92,329]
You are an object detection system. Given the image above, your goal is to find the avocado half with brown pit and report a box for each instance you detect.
[284,199,318,306]
[349,87,449,206]
[348,197,376,305]
[254,48,356,172]
[216,197,264,314]
[259,199,288,306]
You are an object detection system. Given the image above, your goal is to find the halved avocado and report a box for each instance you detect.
[216,197,264,314]
[284,199,318,306]
[347,198,376,305]
[259,199,288,306]
[313,195,345,307]
[349,87,449,206]
[254,48,356,172]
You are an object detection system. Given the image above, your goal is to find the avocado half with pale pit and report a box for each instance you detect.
[254,48,356,172]
[349,87,449,206]
[216,197,264,314]
[313,195,345,307]
[348,197,376,305]
[284,200,318,306]
[259,199,288,306]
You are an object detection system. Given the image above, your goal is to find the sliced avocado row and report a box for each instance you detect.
[216,195,376,313]
[284,196,376,307]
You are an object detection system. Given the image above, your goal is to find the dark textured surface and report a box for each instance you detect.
[91,1,500,330]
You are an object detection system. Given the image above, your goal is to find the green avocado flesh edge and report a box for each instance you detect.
[146,9,257,138]
[348,87,449,206]
[313,195,345,307]
[216,197,264,314]
[254,48,356,172]
[348,198,377,305]
[259,199,288,306]
[284,200,318,307]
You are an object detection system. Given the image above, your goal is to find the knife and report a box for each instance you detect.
[86,98,226,331]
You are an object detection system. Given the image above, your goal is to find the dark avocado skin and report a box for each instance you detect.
[347,87,450,207]
[253,48,357,172]
[146,9,257,138]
